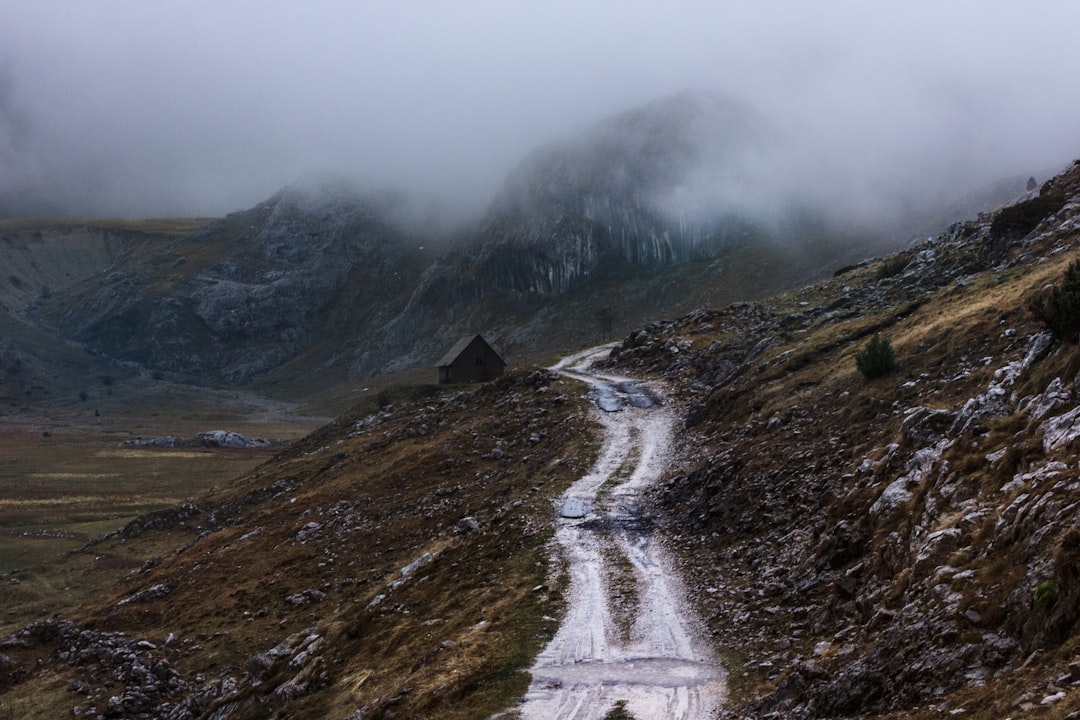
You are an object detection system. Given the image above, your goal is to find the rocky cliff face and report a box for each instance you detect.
[31,185,425,384]
[435,91,804,297]
[603,160,1080,718]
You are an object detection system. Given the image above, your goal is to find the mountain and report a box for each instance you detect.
[2,159,1079,718]
[26,182,424,384]
[336,91,893,379]
[483,89,777,270]
[0,218,211,407]
[0,91,1032,407]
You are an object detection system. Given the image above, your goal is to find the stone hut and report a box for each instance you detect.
[437,334,506,384]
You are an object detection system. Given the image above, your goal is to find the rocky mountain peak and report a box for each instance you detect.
[492,89,771,222]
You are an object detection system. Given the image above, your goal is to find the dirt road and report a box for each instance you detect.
[516,347,724,719]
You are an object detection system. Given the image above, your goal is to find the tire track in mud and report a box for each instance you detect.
[515,347,725,720]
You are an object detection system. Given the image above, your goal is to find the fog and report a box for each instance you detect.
[1,1,1078,222]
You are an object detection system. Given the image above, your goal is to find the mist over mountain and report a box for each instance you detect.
[357,91,880,376]
[466,91,782,281]
[1,3,1078,224]
[0,88,1065,404]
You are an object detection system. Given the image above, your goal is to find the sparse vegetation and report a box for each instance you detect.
[1035,579,1057,606]
[0,426,280,633]
[855,332,897,379]
[601,538,639,642]
[603,700,637,719]
[0,371,596,718]
[874,255,910,281]
[595,162,1080,720]
[832,263,859,277]
[1031,257,1080,343]
[990,191,1065,240]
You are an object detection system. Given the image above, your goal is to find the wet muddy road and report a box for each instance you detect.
[515,347,724,720]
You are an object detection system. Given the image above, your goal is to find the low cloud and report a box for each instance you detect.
[0,1,1077,223]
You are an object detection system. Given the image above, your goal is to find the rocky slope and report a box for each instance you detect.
[601,159,1080,718]
[0,219,210,405]
[473,90,777,281]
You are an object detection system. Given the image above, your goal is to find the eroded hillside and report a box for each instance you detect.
[0,219,209,406]
[602,160,1080,718]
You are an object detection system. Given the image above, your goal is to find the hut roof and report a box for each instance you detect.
[437,334,495,367]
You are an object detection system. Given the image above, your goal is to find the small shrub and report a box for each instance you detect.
[832,263,859,278]
[1032,258,1080,344]
[603,701,635,720]
[874,255,910,281]
[856,333,897,380]
[990,192,1065,240]
[1034,579,1057,606]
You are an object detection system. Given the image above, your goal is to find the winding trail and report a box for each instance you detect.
[516,347,724,719]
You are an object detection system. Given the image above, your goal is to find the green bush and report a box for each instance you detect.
[1033,258,1080,344]
[856,333,897,379]
[990,192,1065,240]
[603,701,635,720]
[1034,579,1057,606]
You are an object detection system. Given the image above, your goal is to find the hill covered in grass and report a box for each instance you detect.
[0,371,596,718]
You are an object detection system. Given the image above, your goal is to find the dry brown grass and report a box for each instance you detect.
[594,178,1080,718]
[0,371,598,719]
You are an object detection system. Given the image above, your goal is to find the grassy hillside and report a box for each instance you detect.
[0,371,596,719]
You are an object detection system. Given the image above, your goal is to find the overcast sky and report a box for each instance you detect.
[1,1,1078,219]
